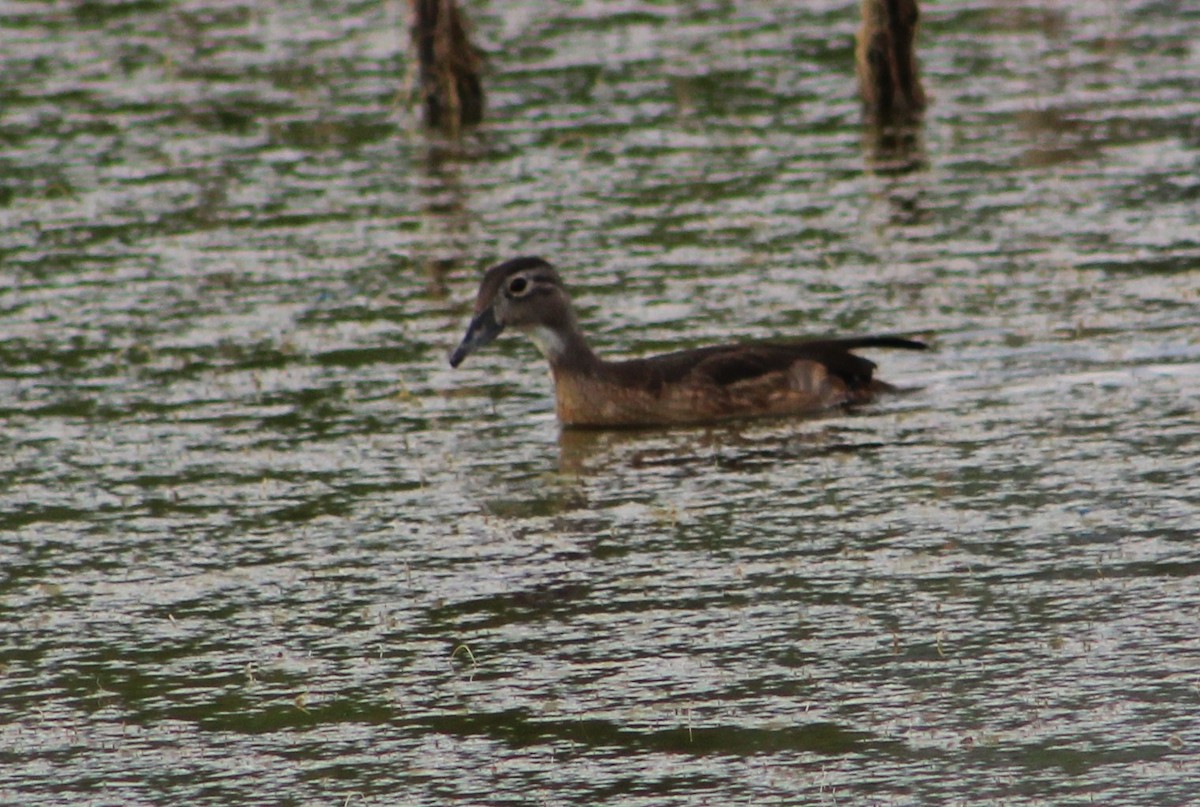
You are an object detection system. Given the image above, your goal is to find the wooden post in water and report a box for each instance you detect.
[855,0,926,124]
[409,0,484,132]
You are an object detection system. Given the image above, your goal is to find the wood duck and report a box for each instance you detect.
[450,256,927,428]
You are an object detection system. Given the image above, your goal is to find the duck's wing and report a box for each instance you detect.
[630,336,922,388]
[556,336,924,427]
[604,336,926,421]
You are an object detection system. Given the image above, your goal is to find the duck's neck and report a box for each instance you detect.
[527,323,602,377]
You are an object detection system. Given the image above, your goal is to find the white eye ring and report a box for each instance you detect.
[508,276,529,296]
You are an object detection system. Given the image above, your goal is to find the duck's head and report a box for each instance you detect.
[449,256,578,367]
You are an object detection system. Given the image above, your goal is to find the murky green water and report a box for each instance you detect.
[2,0,1198,804]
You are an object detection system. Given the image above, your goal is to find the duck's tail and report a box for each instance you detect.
[838,335,928,352]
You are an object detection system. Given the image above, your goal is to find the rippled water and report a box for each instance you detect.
[2,0,1198,804]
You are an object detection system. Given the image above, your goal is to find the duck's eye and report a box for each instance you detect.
[507,276,529,296]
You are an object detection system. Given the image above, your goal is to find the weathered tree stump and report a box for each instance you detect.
[409,0,484,132]
[856,0,926,124]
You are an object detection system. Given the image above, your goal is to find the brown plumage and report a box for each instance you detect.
[450,257,927,428]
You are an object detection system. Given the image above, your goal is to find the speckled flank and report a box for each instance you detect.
[552,361,853,427]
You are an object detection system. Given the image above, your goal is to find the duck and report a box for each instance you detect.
[450,256,926,428]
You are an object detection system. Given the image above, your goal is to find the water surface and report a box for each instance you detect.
[2,0,1198,804]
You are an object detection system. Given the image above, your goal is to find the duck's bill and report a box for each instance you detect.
[449,307,504,367]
